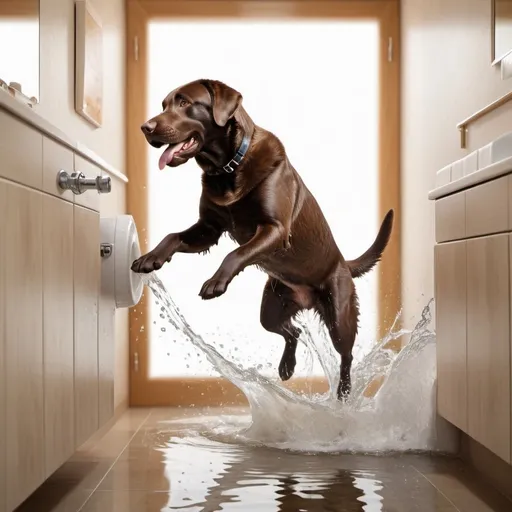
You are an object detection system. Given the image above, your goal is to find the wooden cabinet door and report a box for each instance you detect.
[4,183,45,510]
[74,205,100,447]
[98,297,115,428]
[434,240,467,431]
[42,195,75,477]
[0,180,6,512]
[467,234,511,463]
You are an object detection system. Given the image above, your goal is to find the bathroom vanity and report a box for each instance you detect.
[430,133,512,466]
[0,92,131,510]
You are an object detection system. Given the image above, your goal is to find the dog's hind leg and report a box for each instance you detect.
[318,270,359,400]
[260,278,302,381]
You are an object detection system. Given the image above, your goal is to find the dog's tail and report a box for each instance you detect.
[346,209,394,279]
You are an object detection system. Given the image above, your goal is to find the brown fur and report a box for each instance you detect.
[132,79,394,399]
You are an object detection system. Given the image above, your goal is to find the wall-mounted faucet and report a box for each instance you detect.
[57,169,111,195]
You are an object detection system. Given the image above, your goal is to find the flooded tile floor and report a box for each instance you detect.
[16,408,512,512]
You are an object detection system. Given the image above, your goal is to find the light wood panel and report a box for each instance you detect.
[42,137,75,202]
[74,205,100,447]
[98,298,115,427]
[434,241,467,432]
[467,234,511,463]
[0,181,6,512]
[435,192,466,243]
[42,195,75,477]
[4,183,44,510]
[127,0,401,406]
[466,176,509,238]
[508,174,512,230]
[0,0,38,17]
[0,110,43,189]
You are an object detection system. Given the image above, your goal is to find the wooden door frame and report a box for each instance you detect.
[127,0,401,407]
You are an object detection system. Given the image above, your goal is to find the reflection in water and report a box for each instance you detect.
[141,274,457,511]
[159,436,380,511]
[148,433,449,512]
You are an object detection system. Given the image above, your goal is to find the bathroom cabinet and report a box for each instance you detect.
[4,183,45,510]
[74,206,101,448]
[434,173,512,465]
[466,234,511,463]
[42,195,75,478]
[434,240,467,432]
[0,103,122,510]
[0,181,5,512]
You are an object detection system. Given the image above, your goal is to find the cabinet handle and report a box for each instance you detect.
[57,170,111,195]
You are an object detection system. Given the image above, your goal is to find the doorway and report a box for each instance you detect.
[127,0,400,406]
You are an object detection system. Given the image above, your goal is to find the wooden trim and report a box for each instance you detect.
[132,377,331,407]
[137,0,394,19]
[127,0,150,405]
[0,0,38,17]
[378,0,401,342]
[127,0,401,406]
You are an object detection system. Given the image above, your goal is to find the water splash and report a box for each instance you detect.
[143,274,457,454]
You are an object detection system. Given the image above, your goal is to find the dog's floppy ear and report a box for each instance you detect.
[207,80,243,127]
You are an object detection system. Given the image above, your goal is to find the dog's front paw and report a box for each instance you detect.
[199,274,230,300]
[131,252,167,274]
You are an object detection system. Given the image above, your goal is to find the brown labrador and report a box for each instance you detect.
[132,79,394,400]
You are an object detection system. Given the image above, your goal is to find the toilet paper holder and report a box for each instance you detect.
[100,215,143,309]
[57,169,111,195]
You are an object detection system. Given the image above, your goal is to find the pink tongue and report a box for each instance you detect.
[158,142,186,170]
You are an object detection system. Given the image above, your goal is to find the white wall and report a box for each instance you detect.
[38,0,125,171]
[401,0,512,329]
[38,0,129,408]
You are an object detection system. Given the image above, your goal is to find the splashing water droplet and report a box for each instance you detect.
[141,274,456,455]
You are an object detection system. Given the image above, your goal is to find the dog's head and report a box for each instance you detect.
[141,79,243,169]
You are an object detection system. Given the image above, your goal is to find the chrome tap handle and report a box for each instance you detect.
[57,170,111,195]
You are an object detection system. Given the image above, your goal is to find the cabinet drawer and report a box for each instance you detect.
[435,191,465,242]
[74,155,102,212]
[43,137,74,202]
[0,110,43,189]
[466,176,509,238]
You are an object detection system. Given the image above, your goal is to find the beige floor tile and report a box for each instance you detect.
[418,467,512,512]
[97,449,170,491]
[75,408,151,460]
[14,408,512,512]
[16,488,93,512]
[80,491,172,512]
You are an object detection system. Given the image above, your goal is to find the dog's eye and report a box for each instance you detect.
[179,99,189,108]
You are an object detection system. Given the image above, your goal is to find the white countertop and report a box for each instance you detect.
[428,156,512,200]
[0,90,128,183]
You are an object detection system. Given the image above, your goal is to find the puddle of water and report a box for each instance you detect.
[142,273,457,456]
[157,435,419,511]
[147,432,453,511]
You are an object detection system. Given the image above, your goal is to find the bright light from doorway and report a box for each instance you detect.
[147,20,379,378]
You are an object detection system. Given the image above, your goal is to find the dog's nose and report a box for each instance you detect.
[141,120,157,135]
